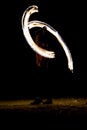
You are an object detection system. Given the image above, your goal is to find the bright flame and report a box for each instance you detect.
[21,5,73,72]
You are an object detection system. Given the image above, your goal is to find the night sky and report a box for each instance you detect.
[1,0,87,99]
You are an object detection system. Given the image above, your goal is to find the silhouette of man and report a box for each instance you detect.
[31,26,53,104]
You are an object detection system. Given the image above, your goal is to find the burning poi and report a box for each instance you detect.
[21,5,73,72]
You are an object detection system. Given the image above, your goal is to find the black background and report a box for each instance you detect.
[0,0,87,100]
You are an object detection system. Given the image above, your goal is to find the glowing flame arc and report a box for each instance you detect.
[22,5,73,72]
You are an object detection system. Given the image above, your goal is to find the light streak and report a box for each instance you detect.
[21,5,73,72]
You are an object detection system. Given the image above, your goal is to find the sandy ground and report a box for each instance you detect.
[0,98,87,129]
[0,98,87,113]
